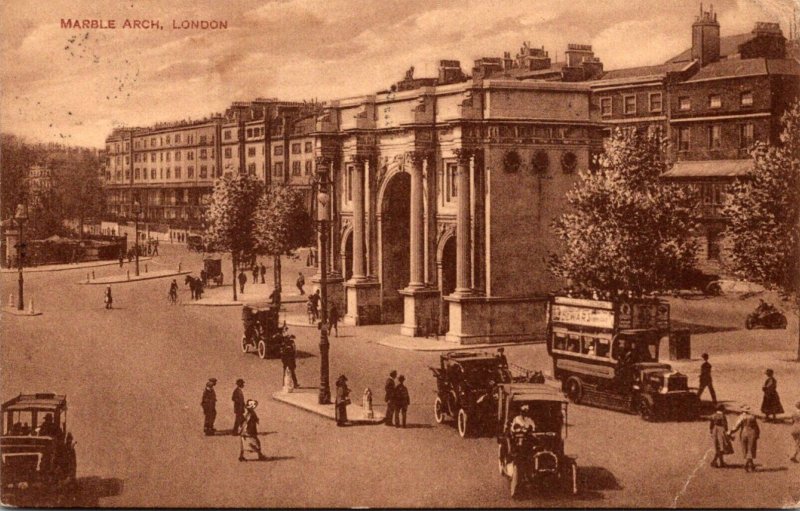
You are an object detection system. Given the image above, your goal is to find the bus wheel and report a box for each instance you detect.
[565,377,583,404]
[638,399,655,421]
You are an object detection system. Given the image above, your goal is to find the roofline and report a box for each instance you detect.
[683,72,768,84]
[670,112,771,123]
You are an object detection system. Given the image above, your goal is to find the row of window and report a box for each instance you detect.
[124,134,212,151]
[678,91,753,112]
[676,123,754,151]
[127,149,212,164]
[113,165,213,181]
[601,91,754,117]
[272,160,314,177]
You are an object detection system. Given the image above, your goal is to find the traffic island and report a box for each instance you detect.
[183,286,308,307]
[3,305,43,317]
[78,269,191,285]
[271,388,384,425]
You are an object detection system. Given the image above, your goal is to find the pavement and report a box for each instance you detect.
[0,257,152,274]
[79,269,190,285]
[2,304,43,316]
[182,283,308,307]
[272,387,384,424]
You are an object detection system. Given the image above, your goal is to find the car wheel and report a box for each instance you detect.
[509,461,521,498]
[568,460,578,495]
[745,315,756,330]
[241,336,249,353]
[498,443,508,476]
[705,281,721,296]
[638,399,655,421]
[434,397,445,424]
[565,377,583,404]
[457,408,470,438]
[257,340,267,359]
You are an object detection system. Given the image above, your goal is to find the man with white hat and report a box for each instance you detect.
[511,404,537,434]
[201,378,218,436]
[239,399,267,461]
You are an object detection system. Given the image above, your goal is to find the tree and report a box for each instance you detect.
[723,100,800,360]
[203,173,264,300]
[550,128,698,296]
[51,150,105,238]
[254,185,314,298]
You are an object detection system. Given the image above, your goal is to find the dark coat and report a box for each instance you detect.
[384,377,396,403]
[241,410,259,437]
[700,361,713,384]
[281,342,297,369]
[394,383,410,408]
[201,386,216,412]
[329,305,340,324]
[238,272,247,285]
[335,382,350,405]
[761,376,784,415]
[232,387,245,414]
[709,411,731,454]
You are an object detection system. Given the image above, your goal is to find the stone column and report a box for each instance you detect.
[454,148,472,295]
[351,156,366,281]
[408,151,425,288]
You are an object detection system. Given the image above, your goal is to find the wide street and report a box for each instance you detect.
[2,244,799,508]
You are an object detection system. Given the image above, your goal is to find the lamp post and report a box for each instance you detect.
[315,160,332,405]
[14,204,28,310]
[133,200,141,277]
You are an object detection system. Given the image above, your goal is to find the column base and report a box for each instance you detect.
[311,272,344,315]
[399,287,440,337]
[343,279,381,326]
[443,294,549,345]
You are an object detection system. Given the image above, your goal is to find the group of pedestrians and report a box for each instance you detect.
[383,370,411,428]
[237,262,268,294]
[201,377,268,462]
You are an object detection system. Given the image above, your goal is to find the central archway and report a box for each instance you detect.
[379,172,410,323]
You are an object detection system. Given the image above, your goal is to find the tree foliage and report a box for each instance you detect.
[254,185,313,257]
[202,173,264,265]
[723,100,800,294]
[550,128,698,295]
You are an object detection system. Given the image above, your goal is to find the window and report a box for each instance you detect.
[445,162,458,202]
[248,147,256,157]
[274,145,284,156]
[151,153,156,162]
[165,168,171,179]
[708,125,721,149]
[740,91,753,107]
[199,135,207,145]
[224,148,232,158]
[292,161,301,176]
[600,97,612,117]
[305,141,313,153]
[175,134,181,143]
[151,169,156,179]
[150,137,156,147]
[200,165,208,178]
[709,94,721,109]
[649,92,662,113]
[141,140,146,149]
[291,143,301,154]
[188,135,194,144]
[623,94,636,115]
[124,142,129,151]
[166,135,171,144]
[245,128,252,138]
[175,151,181,162]
[305,160,313,175]
[200,149,207,160]
[678,127,690,151]
[175,166,181,179]
[134,168,140,180]
[273,162,283,177]
[124,155,130,164]
[166,152,171,162]
[224,130,232,140]
[188,166,194,178]
[187,151,194,161]
[159,153,163,162]
[679,97,691,111]
[124,170,130,180]
[739,123,754,148]
[248,163,256,175]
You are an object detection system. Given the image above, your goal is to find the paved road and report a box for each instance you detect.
[2,245,798,507]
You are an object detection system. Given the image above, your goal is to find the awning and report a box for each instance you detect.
[661,159,752,180]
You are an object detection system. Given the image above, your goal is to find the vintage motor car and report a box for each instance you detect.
[241,303,286,359]
[496,383,577,498]
[430,352,542,438]
[202,257,224,287]
[1,393,77,493]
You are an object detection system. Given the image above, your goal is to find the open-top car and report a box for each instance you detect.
[1,393,76,493]
[241,303,286,359]
[496,383,577,498]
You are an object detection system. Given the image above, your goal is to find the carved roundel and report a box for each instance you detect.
[503,150,521,173]
[531,150,549,175]
[561,151,578,173]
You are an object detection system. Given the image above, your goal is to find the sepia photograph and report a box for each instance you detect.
[1,0,799,507]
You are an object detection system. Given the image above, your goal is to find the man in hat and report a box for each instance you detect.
[238,270,247,295]
[697,353,717,405]
[496,347,508,369]
[239,399,267,461]
[511,404,537,434]
[384,370,397,426]
[730,405,760,472]
[280,335,299,388]
[232,379,246,436]
[201,378,218,435]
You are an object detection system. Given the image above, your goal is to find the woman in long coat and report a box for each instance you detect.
[335,375,350,427]
[760,369,784,422]
[730,406,760,472]
[709,404,732,467]
[239,400,267,461]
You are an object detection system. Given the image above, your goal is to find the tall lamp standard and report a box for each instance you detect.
[133,200,141,277]
[315,159,332,405]
[14,204,28,310]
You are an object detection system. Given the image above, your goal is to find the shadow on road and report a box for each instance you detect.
[2,476,124,507]
[670,320,738,334]
[509,466,620,502]
[295,350,317,359]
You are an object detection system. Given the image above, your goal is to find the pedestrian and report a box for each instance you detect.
[496,347,508,368]
[384,370,397,426]
[760,369,784,422]
[280,336,299,387]
[790,401,800,463]
[328,303,340,337]
[238,270,247,295]
[335,375,351,427]
[269,287,281,307]
[309,289,320,321]
[200,269,208,287]
[697,353,717,405]
[252,265,259,284]
[201,378,217,436]
[260,263,266,284]
[307,296,316,324]
[152,239,159,256]
[394,375,410,428]
[104,286,113,309]
[729,406,760,472]
[232,379,245,436]
[118,251,124,268]
[709,404,732,468]
[296,272,305,295]
[239,400,267,461]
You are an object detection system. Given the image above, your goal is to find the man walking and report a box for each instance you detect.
[201,378,217,436]
[104,286,113,309]
[238,270,247,295]
[328,303,340,337]
[296,272,305,295]
[232,379,246,436]
[309,289,321,322]
[697,353,717,405]
[394,375,410,428]
[384,370,397,426]
[280,335,299,387]
[260,262,266,284]
[252,264,259,284]
[152,239,159,256]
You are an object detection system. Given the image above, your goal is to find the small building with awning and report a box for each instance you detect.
[661,159,752,181]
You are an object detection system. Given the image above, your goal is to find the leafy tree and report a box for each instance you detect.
[203,173,264,300]
[550,128,698,295]
[50,150,105,237]
[1,134,33,219]
[255,185,314,297]
[723,100,800,359]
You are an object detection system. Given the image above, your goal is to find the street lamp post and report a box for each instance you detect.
[14,204,28,311]
[133,200,141,277]
[316,160,332,405]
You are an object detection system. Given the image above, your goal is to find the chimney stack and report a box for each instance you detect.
[692,4,720,66]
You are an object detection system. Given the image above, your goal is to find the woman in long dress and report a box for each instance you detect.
[709,404,732,468]
[729,406,760,472]
[239,400,267,461]
[335,375,350,427]
[760,369,784,422]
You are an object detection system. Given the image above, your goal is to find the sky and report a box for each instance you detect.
[1,0,796,148]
